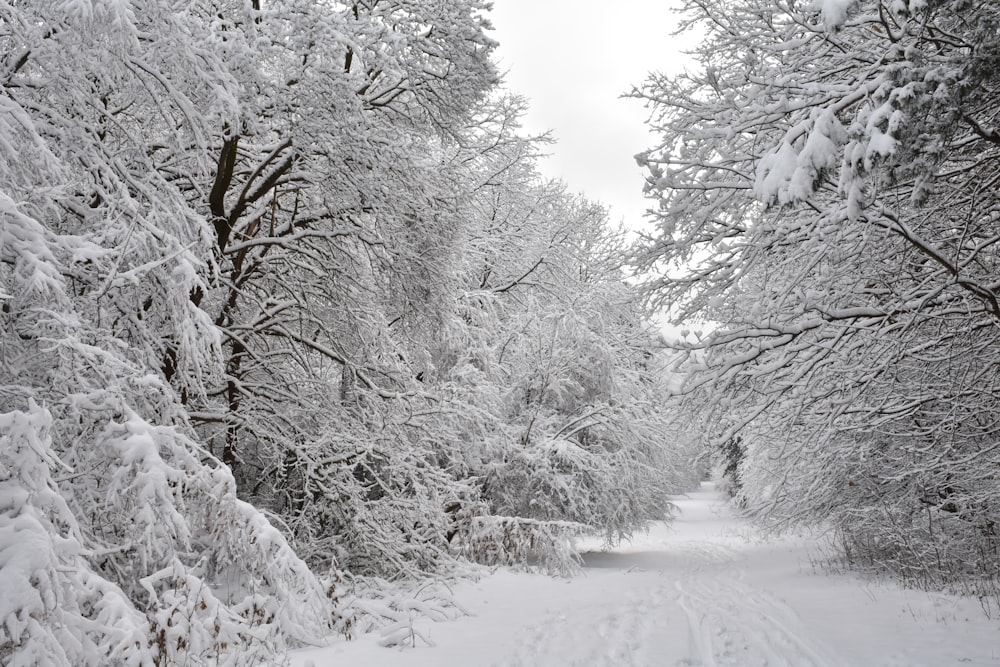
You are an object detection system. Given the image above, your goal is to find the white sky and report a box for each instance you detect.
[487,0,699,233]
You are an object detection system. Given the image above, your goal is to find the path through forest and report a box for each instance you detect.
[290,484,1000,666]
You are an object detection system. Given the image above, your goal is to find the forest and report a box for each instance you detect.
[633,0,1000,610]
[2,0,999,665]
[0,1,696,664]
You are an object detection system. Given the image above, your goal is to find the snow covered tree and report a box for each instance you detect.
[1,0,694,658]
[169,0,503,579]
[260,93,696,577]
[417,101,698,568]
[0,2,357,662]
[634,0,1000,597]
[168,0,497,481]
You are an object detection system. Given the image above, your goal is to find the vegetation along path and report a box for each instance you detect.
[290,483,1000,667]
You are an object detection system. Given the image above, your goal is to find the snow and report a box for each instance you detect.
[287,484,1000,666]
[755,109,847,205]
[812,0,856,29]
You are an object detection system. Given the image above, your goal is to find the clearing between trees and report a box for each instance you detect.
[288,483,1000,667]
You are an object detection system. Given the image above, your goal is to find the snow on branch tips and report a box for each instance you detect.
[754,109,847,206]
[0,403,147,667]
[634,0,1000,606]
[811,0,857,30]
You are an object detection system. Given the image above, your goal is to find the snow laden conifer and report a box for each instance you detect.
[634,0,1000,600]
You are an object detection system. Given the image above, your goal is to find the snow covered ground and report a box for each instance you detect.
[289,484,1000,666]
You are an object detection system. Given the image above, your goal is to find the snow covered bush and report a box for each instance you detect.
[0,398,342,665]
[451,512,587,575]
[0,403,147,667]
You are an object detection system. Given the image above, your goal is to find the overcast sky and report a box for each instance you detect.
[487,1,699,233]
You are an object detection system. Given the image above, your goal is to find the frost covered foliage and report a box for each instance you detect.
[0,404,340,667]
[1,1,365,662]
[426,122,697,562]
[219,89,693,581]
[3,0,691,659]
[634,0,1000,603]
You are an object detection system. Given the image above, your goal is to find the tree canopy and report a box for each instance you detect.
[0,2,693,663]
[634,0,1000,600]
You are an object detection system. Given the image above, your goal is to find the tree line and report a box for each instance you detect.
[0,2,695,664]
[633,0,1000,607]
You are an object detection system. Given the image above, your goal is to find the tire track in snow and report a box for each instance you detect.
[492,582,679,667]
[675,572,846,667]
[492,487,845,667]
[672,540,741,568]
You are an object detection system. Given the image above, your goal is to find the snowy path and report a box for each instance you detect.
[290,484,1000,667]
